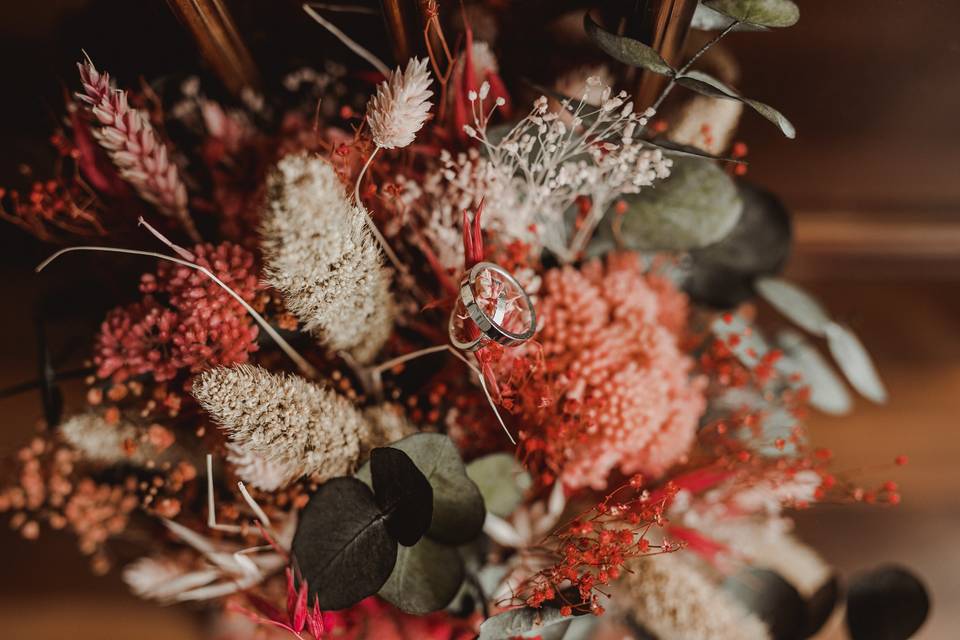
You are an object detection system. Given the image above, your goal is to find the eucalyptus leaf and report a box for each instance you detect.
[378,536,464,614]
[777,329,853,416]
[703,0,800,28]
[692,2,767,31]
[825,322,888,404]
[466,453,531,517]
[804,575,840,638]
[478,606,574,640]
[583,13,674,76]
[618,156,743,251]
[755,277,831,336]
[359,433,485,544]
[846,565,929,640]
[723,568,805,640]
[292,477,397,610]
[677,70,795,138]
[646,136,747,164]
[370,447,433,546]
[684,182,792,308]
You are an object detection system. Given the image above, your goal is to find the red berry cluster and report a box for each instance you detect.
[517,476,677,615]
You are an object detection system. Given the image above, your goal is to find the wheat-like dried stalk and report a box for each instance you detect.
[77,59,200,241]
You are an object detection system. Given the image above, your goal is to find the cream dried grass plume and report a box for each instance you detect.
[618,553,771,640]
[193,365,368,489]
[366,57,433,150]
[261,152,394,363]
[76,59,200,241]
[61,413,174,467]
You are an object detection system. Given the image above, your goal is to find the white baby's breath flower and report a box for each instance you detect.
[193,364,370,489]
[261,152,394,363]
[367,57,433,149]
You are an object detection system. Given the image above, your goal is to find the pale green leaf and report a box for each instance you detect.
[703,0,800,28]
[676,70,796,138]
[618,156,743,251]
[584,13,674,76]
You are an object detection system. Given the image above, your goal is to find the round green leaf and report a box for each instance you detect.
[292,477,397,610]
[619,156,743,251]
[723,568,805,640]
[684,182,792,308]
[371,447,433,546]
[358,433,485,544]
[378,537,465,614]
[465,453,531,518]
[847,565,929,640]
[584,13,674,76]
[703,0,800,28]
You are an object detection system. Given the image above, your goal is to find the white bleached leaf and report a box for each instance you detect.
[825,322,888,404]
[756,277,831,336]
[777,329,852,415]
[710,313,770,368]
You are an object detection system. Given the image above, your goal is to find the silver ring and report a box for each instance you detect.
[449,262,536,352]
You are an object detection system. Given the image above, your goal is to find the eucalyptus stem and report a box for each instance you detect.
[648,20,740,115]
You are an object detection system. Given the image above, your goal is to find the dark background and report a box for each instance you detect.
[1,2,958,638]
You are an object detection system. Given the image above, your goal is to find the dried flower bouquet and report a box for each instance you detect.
[0,2,930,640]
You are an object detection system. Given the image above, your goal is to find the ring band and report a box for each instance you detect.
[449,262,536,352]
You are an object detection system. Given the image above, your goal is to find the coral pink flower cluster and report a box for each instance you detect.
[94,242,260,383]
[504,253,706,490]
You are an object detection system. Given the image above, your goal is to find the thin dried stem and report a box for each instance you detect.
[36,246,319,379]
[369,343,516,445]
[353,146,405,272]
[303,3,389,76]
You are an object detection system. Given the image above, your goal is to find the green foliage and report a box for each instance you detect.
[677,70,796,138]
[583,14,674,76]
[617,156,743,251]
[703,0,800,28]
[466,453,531,518]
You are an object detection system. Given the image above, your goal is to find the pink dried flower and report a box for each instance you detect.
[93,242,261,383]
[505,253,706,490]
[76,59,200,241]
[366,57,433,149]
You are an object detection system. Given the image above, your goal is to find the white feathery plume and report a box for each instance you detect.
[617,553,771,640]
[261,152,395,363]
[60,413,174,467]
[193,364,369,489]
[123,556,220,602]
[366,57,433,150]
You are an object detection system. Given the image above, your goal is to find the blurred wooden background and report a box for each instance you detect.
[1,1,958,638]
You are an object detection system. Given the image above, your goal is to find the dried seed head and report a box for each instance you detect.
[261,153,394,363]
[193,365,369,489]
[366,57,433,149]
[618,553,771,640]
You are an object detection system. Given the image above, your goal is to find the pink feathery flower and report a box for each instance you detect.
[76,59,199,240]
[366,57,433,149]
[504,253,707,490]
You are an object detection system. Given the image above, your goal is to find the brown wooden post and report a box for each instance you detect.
[380,0,428,63]
[602,0,699,108]
[166,0,260,96]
